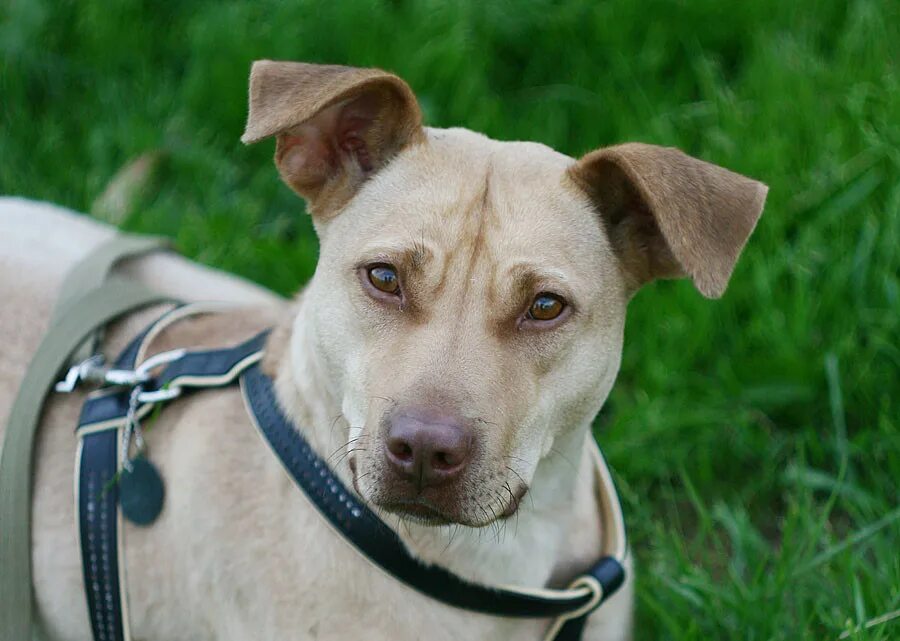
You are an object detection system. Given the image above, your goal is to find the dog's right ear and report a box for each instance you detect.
[241,61,424,217]
[569,143,767,299]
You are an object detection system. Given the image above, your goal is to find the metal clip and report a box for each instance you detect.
[55,355,107,392]
[102,368,150,387]
[136,386,183,403]
[56,348,186,394]
[133,348,186,403]
[135,348,186,378]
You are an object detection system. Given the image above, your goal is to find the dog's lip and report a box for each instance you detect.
[500,485,528,519]
[350,465,453,524]
[379,499,455,525]
[349,458,528,525]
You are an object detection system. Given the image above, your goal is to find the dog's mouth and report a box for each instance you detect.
[378,490,527,526]
[378,498,455,525]
[350,456,529,526]
[349,461,455,525]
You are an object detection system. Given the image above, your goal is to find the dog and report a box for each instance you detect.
[0,61,766,640]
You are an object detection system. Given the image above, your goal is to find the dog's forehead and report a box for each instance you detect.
[343,127,610,267]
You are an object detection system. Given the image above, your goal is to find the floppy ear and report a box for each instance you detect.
[241,60,424,216]
[569,143,767,298]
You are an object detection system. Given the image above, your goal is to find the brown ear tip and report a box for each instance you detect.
[696,179,768,299]
[243,60,292,145]
[249,59,278,71]
[696,277,727,299]
[753,180,770,211]
[247,59,275,87]
[240,114,267,145]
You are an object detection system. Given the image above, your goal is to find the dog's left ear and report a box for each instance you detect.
[569,143,767,298]
[241,60,424,217]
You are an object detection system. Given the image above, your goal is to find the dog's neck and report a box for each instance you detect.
[266,303,600,589]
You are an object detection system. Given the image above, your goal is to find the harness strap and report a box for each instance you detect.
[73,304,184,641]
[73,304,263,641]
[50,234,170,366]
[0,277,171,641]
[77,331,268,435]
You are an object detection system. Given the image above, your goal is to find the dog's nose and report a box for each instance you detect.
[385,409,471,488]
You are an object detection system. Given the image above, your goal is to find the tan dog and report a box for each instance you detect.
[0,61,766,640]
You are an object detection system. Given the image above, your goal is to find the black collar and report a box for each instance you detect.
[240,356,627,641]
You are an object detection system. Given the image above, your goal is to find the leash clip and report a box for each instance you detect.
[55,355,161,393]
[56,348,187,395]
[56,355,102,392]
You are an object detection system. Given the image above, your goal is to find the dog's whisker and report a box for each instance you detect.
[332,447,368,468]
[324,434,368,463]
[488,501,501,543]
[548,446,577,471]
[439,523,458,556]
[503,465,534,510]
[501,480,519,535]
[324,435,371,466]
[327,412,346,448]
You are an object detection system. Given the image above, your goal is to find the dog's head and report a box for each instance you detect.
[243,62,767,527]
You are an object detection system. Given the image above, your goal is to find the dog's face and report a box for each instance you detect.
[243,62,767,526]
[309,131,630,526]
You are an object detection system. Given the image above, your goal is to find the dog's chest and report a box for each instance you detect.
[116,390,548,640]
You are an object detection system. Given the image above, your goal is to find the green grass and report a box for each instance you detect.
[2,1,898,638]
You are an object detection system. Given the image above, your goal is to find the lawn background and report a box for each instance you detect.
[2,0,898,638]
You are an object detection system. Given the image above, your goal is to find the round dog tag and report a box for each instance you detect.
[119,457,165,526]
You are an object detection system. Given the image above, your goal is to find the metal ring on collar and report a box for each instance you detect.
[130,348,188,403]
[135,348,186,377]
[541,575,604,641]
[135,386,183,404]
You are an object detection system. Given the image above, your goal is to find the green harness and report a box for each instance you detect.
[0,234,173,641]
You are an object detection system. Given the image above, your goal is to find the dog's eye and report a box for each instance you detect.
[367,265,400,295]
[528,293,565,321]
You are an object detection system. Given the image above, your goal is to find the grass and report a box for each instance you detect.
[2,0,898,638]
